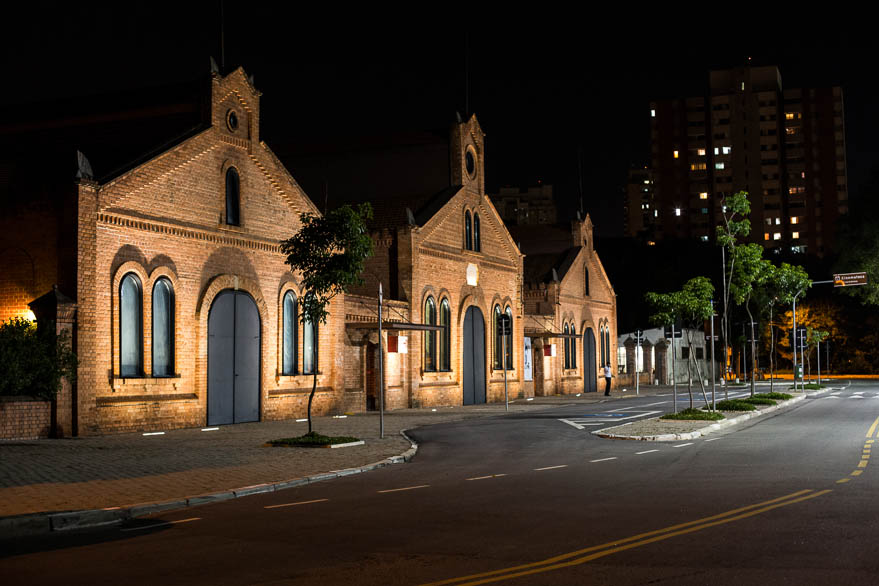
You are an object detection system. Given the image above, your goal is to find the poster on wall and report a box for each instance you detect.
[523,337,533,381]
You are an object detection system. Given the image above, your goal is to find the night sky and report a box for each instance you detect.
[3,7,875,239]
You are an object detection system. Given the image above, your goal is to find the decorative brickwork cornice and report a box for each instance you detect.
[97,212,281,253]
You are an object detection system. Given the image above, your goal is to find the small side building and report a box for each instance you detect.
[511,217,617,396]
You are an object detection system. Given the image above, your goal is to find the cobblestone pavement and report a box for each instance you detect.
[0,385,749,518]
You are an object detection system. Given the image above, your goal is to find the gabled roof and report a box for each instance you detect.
[522,247,582,285]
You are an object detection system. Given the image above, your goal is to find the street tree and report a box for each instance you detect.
[646,276,715,410]
[716,190,751,383]
[760,262,811,391]
[281,203,374,434]
[729,243,771,396]
[804,327,829,382]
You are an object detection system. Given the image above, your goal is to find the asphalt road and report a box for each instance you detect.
[3,380,878,585]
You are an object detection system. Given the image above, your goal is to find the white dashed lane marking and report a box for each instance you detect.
[590,457,618,463]
[534,465,568,471]
[265,499,328,509]
[378,485,430,494]
[636,450,659,455]
[674,443,694,448]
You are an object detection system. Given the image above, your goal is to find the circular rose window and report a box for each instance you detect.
[226,110,239,132]
[465,148,476,179]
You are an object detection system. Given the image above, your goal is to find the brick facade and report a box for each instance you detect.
[344,115,527,409]
[521,217,617,396]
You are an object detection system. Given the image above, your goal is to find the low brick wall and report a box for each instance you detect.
[0,397,51,440]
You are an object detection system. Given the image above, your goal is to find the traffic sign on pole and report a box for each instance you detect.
[833,272,867,287]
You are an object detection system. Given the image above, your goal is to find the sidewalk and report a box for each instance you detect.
[0,383,756,536]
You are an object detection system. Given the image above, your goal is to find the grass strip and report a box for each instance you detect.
[705,399,757,411]
[741,397,777,406]
[661,408,725,421]
[754,392,793,400]
[269,431,361,447]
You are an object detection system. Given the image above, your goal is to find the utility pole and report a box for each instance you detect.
[671,322,678,413]
[710,301,717,410]
[378,283,384,439]
[635,330,642,396]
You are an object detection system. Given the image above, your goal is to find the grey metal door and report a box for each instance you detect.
[584,328,597,393]
[208,290,260,425]
[462,306,486,405]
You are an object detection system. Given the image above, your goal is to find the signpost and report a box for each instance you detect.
[634,330,642,396]
[667,323,678,413]
[378,283,384,439]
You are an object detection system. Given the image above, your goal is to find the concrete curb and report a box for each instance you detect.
[594,386,835,441]
[0,430,420,539]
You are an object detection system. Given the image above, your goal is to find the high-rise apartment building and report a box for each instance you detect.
[645,65,847,256]
[623,166,655,239]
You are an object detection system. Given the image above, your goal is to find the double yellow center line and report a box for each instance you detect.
[422,488,831,586]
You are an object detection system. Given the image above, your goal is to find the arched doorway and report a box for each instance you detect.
[462,306,486,405]
[583,328,597,393]
[208,290,261,425]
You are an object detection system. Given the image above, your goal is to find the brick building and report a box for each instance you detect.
[288,114,528,409]
[510,217,617,396]
[0,68,350,435]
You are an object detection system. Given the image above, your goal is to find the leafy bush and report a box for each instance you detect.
[268,431,361,447]
[661,408,725,421]
[710,399,757,411]
[742,397,777,406]
[801,383,826,390]
[0,318,77,400]
[754,392,793,400]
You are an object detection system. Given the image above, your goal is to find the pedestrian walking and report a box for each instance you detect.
[603,362,612,396]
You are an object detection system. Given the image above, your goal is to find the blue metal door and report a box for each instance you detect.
[463,306,486,405]
[208,290,260,425]
[584,328,597,393]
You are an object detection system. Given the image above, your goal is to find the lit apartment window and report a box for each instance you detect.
[654,210,658,218]
[701,235,709,242]
[773,233,782,240]
[701,208,708,214]
[715,162,725,170]
[690,162,706,171]
[785,112,794,120]
[675,207,681,216]
[764,233,770,241]
[801,171,806,179]
[699,192,708,200]
[765,218,772,226]
[714,147,719,155]
[791,216,799,225]
[643,180,650,184]
[697,148,706,156]
[775,218,781,225]
[723,146,732,154]
[673,150,679,159]
[792,231,800,239]
[651,109,656,117]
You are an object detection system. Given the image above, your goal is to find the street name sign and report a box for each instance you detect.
[833,272,867,287]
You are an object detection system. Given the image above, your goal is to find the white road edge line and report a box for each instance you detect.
[121,517,200,532]
[607,406,637,412]
[559,419,585,430]
[534,465,568,471]
[590,457,618,463]
[264,499,329,509]
[674,443,694,448]
[378,485,430,493]
[635,450,659,455]
[466,474,507,481]
[704,438,722,442]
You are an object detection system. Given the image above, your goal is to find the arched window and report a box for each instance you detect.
[584,266,590,296]
[473,213,481,252]
[423,297,437,371]
[152,278,174,376]
[493,304,503,369]
[605,324,612,369]
[464,210,473,250]
[504,306,513,369]
[440,298,451,371]
[303,293,318,374]
[599,325,606,367]
[563,324,571,368]
[282,291,298,375]
[120,273,143,377]
[225,167,240,226]
[570,323,577,370]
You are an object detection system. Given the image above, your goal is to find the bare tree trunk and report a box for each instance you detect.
[769,305,775,393]
[745,299,756,397]
[686,330,712,409]
[307,345,317,434]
